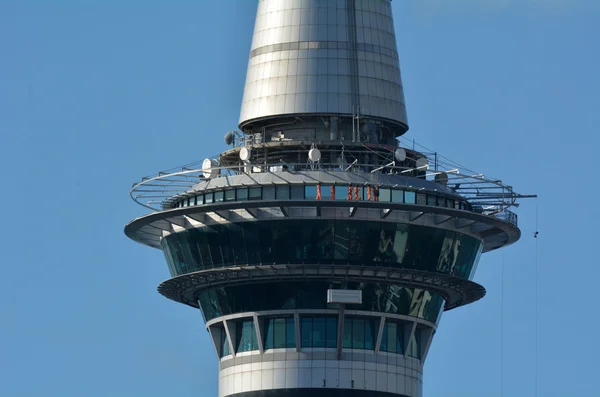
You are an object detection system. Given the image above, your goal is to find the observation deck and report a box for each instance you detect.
[124,1,536,396]
[125,137,533,397]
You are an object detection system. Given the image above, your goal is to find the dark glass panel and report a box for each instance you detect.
[407,330,420,358]
[290,185,304,200]
[236,320,258,352]
[229,224,248,265]
[205,192,214,204]
[237,188,249,201]
[312,317,326,347]
[301,317,312,347]
[391,189,403,203]
[197,282,445,323]
[342,318,352,348]
[325,317,337,348]
[244,221,261,265]
[225,189,236,201]
[427,195,436,206]
[205,228,223,267]
[352,318,365,349]
[221,327,231,357]
[276,185,290,200]
[286,318,296,348]
[273,318,286,348]
[263,186,275,200]
[265,318,275,350]
[218,224,234,266]
[364,318,377,350]
[258,223,274,264]
[215,191,224,203]
[249,187,262,200]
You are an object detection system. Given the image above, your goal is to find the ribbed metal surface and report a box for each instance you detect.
[239,0,408,133]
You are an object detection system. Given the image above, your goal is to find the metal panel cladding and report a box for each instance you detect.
[239,0,408,134]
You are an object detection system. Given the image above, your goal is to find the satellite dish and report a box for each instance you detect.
[416,156,429,169]
[435,172,448,185]
[239,147,251,162]
[224,131,234,145]
[202,158,219,178]
[394,148,406,162]
[308,148,321,162]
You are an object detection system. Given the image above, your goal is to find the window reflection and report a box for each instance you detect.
[380,321,404,354]
[301,316,337,348]
[219,326,231,357]
[407,329,421,359]
[197,282,445,323]
[343,317,379,350]
[236,320,259,353]
[264,317,295,349]
[162,220,483,281]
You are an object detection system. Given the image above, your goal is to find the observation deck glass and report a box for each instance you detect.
[161,220,483,280]
[196,281,445,324]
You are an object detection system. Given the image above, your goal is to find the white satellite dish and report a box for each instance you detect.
[202,158,219,178]
[394,148,406,162]
[239,147,251,162]
[416,156,429,169]
[308,148,321,162]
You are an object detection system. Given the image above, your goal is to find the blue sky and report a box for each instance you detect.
[0,1,598,396]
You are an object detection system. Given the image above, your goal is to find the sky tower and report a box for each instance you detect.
[125,1,534,396]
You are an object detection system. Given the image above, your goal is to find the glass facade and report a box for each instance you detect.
[407,329,421,359]
[175,184,472,214]
[343,317,379,350]
[197,281,444,323]
[162,220,483,280]
[236,320,259,353]
[220,326,231,358]
[264,317,296,349]
[380,321,404,354]
[301,316,337,348]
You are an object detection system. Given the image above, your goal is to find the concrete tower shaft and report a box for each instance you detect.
[239,0,408,137]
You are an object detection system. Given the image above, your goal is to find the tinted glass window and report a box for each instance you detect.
[276,185,290,199]
[236,320,258,353]
[265,317,295,349]
[380,321,404,354]
[163,221,482,280]
[237,188,248,201]
[249,187,261,200]
[197,282,445,324]
[225,189,236,201]
[301,316,337,348]
[343,317,379,350]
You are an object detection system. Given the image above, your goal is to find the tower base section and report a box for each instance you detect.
[219,351,423,397]
[226,390,410,397]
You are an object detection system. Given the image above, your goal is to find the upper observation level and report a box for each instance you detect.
[239,0,408,136]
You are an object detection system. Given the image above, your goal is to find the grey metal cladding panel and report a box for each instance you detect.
[240,0,405,126]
